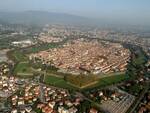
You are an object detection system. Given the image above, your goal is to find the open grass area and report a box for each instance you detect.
[44,75,77,90]
[66,75,98,88]
[44,73,127,91]
[14,62,34,78]
[8,49,35,78]
[23,42,63,54]
[133,51,147,65]
[13,51,27,61]
[99,74,127,84]
[7,50,28,62]
[82,74,127,91]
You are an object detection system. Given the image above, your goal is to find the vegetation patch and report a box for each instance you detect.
[44,73,127,91]
[44,75,77,90]
[66,75,98,88]
[82,74,127,91]
[14,62,34,77]
[7,50,28,62]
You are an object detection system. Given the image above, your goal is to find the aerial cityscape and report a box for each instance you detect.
[0,0,150,113]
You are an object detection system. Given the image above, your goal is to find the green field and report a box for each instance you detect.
[14,62,34,78]
[133,49,148,65]
[44,75,77,90]
[44,73,127,91]
[10,50,28,62]
[99,74,127,84]
[24,43,59,54]
[82,74,127,91]
[66,75,98,88]
[8,49,35,78]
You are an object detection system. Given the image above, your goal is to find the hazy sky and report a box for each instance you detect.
[0,0,150,25]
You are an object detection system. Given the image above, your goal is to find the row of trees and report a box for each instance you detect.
[126,45,149,79]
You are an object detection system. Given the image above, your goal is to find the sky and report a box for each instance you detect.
[0,0,150,25]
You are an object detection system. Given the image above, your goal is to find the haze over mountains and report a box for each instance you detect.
[0,11,150,32]
[0,11,93,26]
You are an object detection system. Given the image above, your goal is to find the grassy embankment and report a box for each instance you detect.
[44,73,126,91]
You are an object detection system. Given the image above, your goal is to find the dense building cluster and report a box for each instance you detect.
[38,35,63,43]
[0,76,19,98]
[0,63,10,75]
[9,81,98,113]
[30,40,130,74]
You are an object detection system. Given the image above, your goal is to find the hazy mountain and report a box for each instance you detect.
[0,11,150,32]
[0,11,94,26]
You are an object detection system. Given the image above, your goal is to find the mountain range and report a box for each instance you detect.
[0,11,94,26]
[0,11,150,32]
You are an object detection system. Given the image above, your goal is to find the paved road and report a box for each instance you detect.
[39,83,45,103]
